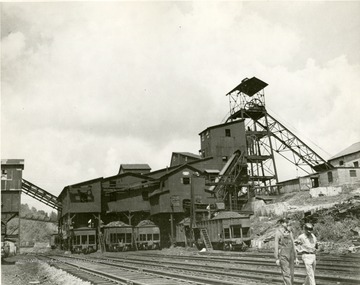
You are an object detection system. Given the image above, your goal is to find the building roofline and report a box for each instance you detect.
[199,119,244,135]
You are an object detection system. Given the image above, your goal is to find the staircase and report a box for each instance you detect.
[200,228,213,251]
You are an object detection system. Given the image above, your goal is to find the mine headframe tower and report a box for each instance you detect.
[224,77,333,196]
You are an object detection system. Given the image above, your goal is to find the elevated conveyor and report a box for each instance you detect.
[209,149,248,209]
[22,179,62,211]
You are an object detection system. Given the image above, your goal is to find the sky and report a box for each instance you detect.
[1,1,360,213]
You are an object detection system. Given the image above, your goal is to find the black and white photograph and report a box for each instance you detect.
[1,1,360,284]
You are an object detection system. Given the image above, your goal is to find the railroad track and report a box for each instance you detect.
[37,252,360,285]
[128,251,360,273]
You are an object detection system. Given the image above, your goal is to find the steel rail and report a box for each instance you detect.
[127,251,360,272]
[47,253,360,285]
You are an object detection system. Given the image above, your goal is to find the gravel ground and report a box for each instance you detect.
[1,255,91,285]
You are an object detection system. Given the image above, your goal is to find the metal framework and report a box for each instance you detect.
[256,112,333,173]
[213,150,247,201]
[223,77,332,196]
[226,77,277,195]
[22,179,62,210]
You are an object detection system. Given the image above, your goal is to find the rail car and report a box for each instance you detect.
[176,211,252,251]
[50,233,61,249]
[71,227,97,254]
[135,220,161,250]
[1,239,17,258]
[103,221,133,252]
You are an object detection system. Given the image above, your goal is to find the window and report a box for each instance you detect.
[182,199,191,209]
[80,192,88,202]
[109,180,116,188]
[350,170,357,177]
[119,233,125,243]
[147,234,152,241]
[232,226,241,238]
[89,235,95,244]
[76,187,93,203]
[339,160,344,166]
[182,177,190,185]
[242,227,250,237]
[1,169,7,180]
[354,161,359,167]
[327,171,333,183]
[225,129,231,137]
[81,235,87,245]
[224,228,230,239]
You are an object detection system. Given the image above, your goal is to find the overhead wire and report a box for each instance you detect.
[266,106,332,158]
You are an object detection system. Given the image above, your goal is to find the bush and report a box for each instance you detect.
[314,215,359,242]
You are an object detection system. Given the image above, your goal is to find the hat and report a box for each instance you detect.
[304,223,313,231]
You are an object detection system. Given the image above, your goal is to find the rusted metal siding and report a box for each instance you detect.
[60,180,102,216]
[152,169,213,215]
[104,174,154,213]
[1,192,21,213]
[107,188,151,213]
[200,120,246,165]
[1,160,24,191]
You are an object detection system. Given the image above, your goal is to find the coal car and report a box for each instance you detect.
[176,211,252,251]
[103,221,133,252]
[135,220,161,250]
[195,211,252,251]
[71,227,97,254]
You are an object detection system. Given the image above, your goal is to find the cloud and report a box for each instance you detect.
[1,2,359,200]
[1,31,26,64]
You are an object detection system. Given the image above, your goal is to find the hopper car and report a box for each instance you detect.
[103,221,134,252]
[71,227,97,254]
[135,220,161,250]
[176,211,252,251]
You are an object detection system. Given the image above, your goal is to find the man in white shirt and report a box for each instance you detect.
[296,223,317,285]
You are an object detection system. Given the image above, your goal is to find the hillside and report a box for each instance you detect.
[250,185,360,254]
[6,204,58,245]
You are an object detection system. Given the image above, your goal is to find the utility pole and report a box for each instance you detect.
[190,172,200,247]
[189,176,194,245]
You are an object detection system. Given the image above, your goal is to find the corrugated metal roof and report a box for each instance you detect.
[226,77,268,96]
[204,169,220,174]
[173,152,201,159]
[120,164,151,170]
[211,211,248,220]
[1,159,25,166]
[329,142,360,160]
[199,119,244,135]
